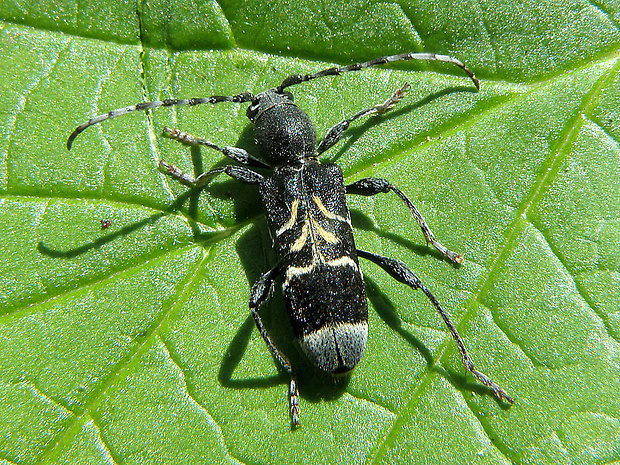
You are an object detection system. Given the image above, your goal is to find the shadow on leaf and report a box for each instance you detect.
[323,85,477,164]
[350,209,461,267]
[39,82,488,421]
[37,190,195,258]
[217,222,350,404]
[365,278,511,406]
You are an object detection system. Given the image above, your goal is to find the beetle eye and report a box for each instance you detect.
[246,101,260,119]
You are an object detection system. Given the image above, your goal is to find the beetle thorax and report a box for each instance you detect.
[248,90,316,166]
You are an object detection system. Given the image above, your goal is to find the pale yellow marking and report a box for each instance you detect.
[309,216,339,244]
[276,199,300,237]
[290,221,310,252]
[284,263,316,286]
[312,195,350,224]
[283,195,347,257]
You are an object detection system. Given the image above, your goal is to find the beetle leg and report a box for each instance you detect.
[347,178,463,263]
[163,127,271,169]
[159,162,264,189]
[249,266,301,427]
[317,84,410,154]
[357,249,513,404]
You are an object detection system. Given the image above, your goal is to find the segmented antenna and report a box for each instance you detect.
[68,53,478,150]
[277,52,479,92]
[67,92,255,150]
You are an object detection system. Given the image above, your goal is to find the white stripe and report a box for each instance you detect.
[299,321,368,372]
[283,263,317,286]
[283,255,359,287]
[326,255,359,271]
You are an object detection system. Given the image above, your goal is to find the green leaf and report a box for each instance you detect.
[1,2,619,464]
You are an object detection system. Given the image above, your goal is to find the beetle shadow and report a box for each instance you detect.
[364,278,510,404]
[364,278,433,367]
[322,85,477,164]
[349,209,461,267]
[37,190,196,258]
[216,220,350,405]
[36,127,253,259]
[41,125,348,410]
[41,82,478,415]
[175,125,350,404]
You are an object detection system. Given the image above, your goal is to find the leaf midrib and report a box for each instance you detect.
[35,246,213,464]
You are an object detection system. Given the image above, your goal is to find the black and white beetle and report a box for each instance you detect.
[68,52,513,426]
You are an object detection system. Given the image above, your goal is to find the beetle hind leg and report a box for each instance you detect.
[250,267,301,427]
[357,249,513,404]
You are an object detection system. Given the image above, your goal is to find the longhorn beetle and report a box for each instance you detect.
[68,52,513,426]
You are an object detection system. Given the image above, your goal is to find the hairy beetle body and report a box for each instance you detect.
[261,160,368,373]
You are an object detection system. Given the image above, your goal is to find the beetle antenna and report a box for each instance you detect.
[277,52,479,93]
[67,92,256,150]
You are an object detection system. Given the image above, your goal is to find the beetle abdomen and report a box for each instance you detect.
[284,261,368,373]
[260,161,369,373]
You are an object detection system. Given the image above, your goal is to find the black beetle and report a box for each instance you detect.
[68,52,512,426]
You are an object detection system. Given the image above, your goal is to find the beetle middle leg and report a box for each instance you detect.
[347,178,463,263]
[159,162,264,189]
[159,126,269,188]
[357,249,513,404]
[249,266,301,427]
[160,128,301,425]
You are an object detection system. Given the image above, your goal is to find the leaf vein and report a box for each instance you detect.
[4,39,68,191]
[88,416,121,465]
[35,249,209,463]
[475,294,552,369]
[527,218,620,343]
[585,0,620,30]
[469,0,500,73]
[371,47,619,465]
[393,2,424,46]
[0,244,200,321]
[584,113,620,151]
[344,390,397,418]
[16,377,76,417]
[461,396,517,464]
[158,336,247,465]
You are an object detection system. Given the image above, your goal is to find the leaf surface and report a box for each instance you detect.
[1,2,619,464]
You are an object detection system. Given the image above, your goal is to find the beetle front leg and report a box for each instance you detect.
[163,126,271,169]
[317,84,410,154]
[346,178,463,264]
[357,249,513,404]
[249,267,301,427]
